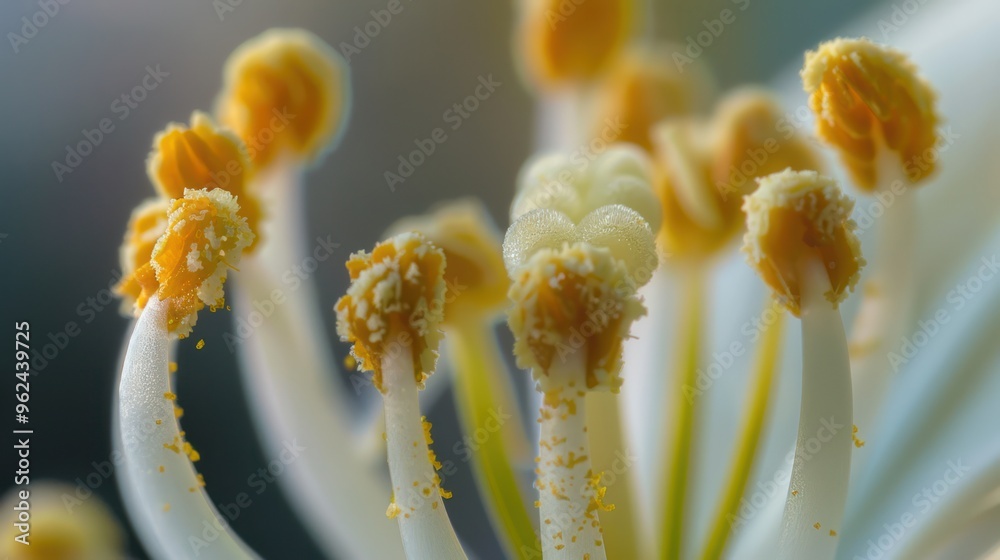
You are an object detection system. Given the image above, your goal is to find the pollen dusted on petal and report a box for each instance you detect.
[518,0,634,89]
[386,199,509,324]
[742,169,865,316]
[146,111,261,250]
[148,188,255,336]
[216,28,349,168]
[335,233,447,393]
[507,242,646,392]
[802,37,940,190]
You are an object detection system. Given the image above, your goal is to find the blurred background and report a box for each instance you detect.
[0,0,895,557]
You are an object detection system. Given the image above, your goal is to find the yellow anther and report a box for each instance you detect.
[146,189,254,336]
[335,233,447,393]
[742,169,865,316]
[387,199,509,325]
[506,242,646,393]
[590,44,714,152]
[216,28,350,168]
[517,0,634,90]
[652,89,821,259]
[0,482,123,560]
[146,111,261,250]
[802,38,940,190]
[115,198,170,314]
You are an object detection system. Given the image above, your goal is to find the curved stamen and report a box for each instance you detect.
[336,233,467,560]
[742,169,864,560]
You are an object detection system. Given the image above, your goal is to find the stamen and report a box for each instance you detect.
[216,28,350,168]
[146,111,261,250]
[802,40,941,455]
[387,200,538,557]
[517,0,635,90]
[115,189,256,559]
[509,146,658,557]
[335,233,467,560]
[506,243,646,559]
[802,37,940,190]
[218,29,403,559]
[742,170,862,560]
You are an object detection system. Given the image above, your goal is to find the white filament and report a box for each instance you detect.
[381,343,467,560]
[118,297,258,560]
[776,262,853,560]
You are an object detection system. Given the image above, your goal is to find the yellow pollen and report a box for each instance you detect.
[196,339,205,350]
[802,38,940,190]
[853,424,866,448]
[146,189,254,337]
[216,28,349,168]
[518,0,634,89]
[387,199,509,324]
[742,170,865,316]
[335,233,446,393]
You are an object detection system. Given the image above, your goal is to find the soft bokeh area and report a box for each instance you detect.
[1,1,981,559]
